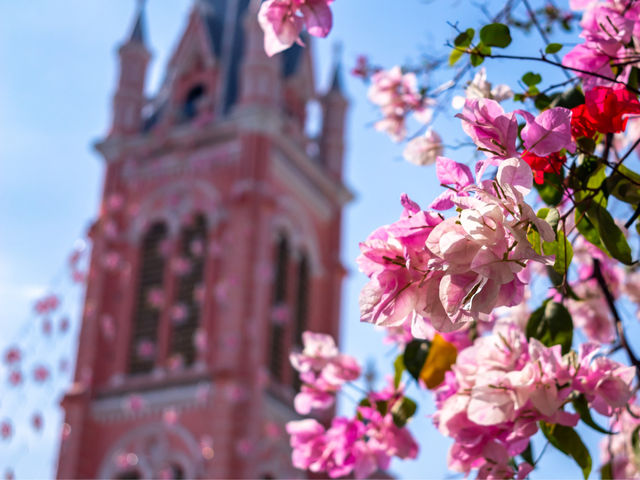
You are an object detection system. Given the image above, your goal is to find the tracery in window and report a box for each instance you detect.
[268,234,289,382]
[128,222,168,375]
[169,215,207,368]
[291,253,310,391]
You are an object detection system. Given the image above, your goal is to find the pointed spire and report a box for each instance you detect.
[328,42,344,93]
[127,0,147,44]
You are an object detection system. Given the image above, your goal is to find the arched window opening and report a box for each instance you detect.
[181,84,206,122]
[114,470,141,480]
[168,464,184,480]
[128,222,168,375]
[292,254,309,392]
[169,215,207,367]
[268,234,289,382]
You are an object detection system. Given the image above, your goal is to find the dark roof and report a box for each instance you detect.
[200,0,306,114]
[127,5,146,45]
[140,0,308,130]
[329,61,343,93]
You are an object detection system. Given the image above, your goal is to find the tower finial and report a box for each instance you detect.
[127,0,147,44]
[329,42,344,92]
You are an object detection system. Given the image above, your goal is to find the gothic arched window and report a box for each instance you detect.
[182,84,206,121]
[293,254,310,344]
[128,222,168,375]
[169,215,207,367]
[292,254,309,391]
[268,234,289,382]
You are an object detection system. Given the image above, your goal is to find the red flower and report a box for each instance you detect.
[585,87,640,134]
[570,104,597,139]
[522,150,566,184]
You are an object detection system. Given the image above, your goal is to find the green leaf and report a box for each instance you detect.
[550,86,585,109]
[393,354,404,389]
[527,228,542,255]
[628,66,640,92]
[479,23,512,48]
[544,230,573,275]
[575,208,604,250]
[577,137,596,154]
[454,28,474,46]
[632,425,640,467]
[522,72,542,86]
[545,43,563,54]
[588,202,633,265]
[537,207,560,231]
[449,48,464,66]
[403,340,430,382]
[391,396,417,427]
[601,461,613,480]
[358,397,388,419]
[606,165,640,206]
[525,301,573,354]
[535,93,552,110]
[470,42,491,67]
[572,394,614,434]
[521,441,534,465]
[540,422,592,480]
[534,172,564,206]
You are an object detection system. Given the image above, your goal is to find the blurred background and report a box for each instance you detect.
[0,0,601,478]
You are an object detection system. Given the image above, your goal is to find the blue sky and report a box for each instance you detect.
[0,0,605,478]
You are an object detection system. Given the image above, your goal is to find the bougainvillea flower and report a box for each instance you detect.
[517,107,575,157]
[584,86,640,134]
[258,0,334,57]
[521,150,566,184]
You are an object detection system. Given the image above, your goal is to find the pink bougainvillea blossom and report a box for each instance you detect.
[368,66,435,142]
[433,324,634,476]
[359,158,554,334]
[290,332,361,414]
[402,128,444,166]
[456,98,518,159]
[4,347,21,366]
[429,156,474,210]
[517,107,576,157]
[258,0,335,57]
[34,294,60,315]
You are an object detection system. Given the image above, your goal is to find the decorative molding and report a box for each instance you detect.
[121,141,240,185]
[127,178,227,242]
[91,381,214,423]
[96,421,202,479]
[271,151,332,221]
[270,197,325,276]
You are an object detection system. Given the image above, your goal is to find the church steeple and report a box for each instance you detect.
[320,45,348,179]
[109,1,151,136]
[127,1,147,45]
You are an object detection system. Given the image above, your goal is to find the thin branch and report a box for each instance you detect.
[448,46,640,95]
[593,259,640,382]
[625,203,640,229]
[522,0,572,80]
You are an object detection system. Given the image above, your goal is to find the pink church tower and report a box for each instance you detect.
[56,1,350,478]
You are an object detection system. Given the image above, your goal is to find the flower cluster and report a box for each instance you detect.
[600,402,640,479]
[368,66,435,142]
[258,0,335,57]
[287,332,419,478]
[434,324,635,477]
[287,405,418,479]
[359,153,554,335]
[564,0,640,89]
[290,332,361,414]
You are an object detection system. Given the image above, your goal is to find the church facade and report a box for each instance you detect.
[56,1,349,477]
